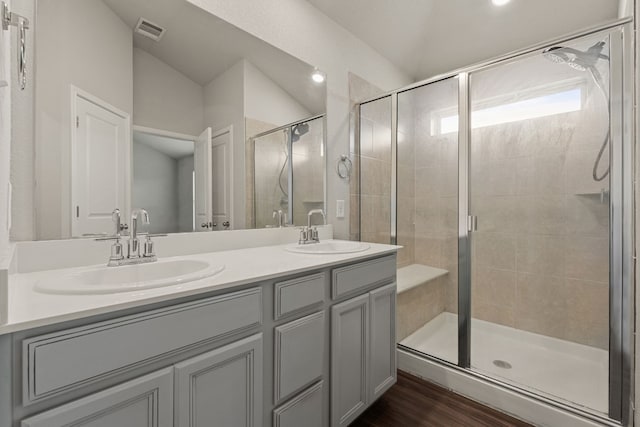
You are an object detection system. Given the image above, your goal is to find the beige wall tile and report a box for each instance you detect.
[516,234,566,276]
[397,278,446,341]
[566,195,609,237]
[473,232,516,271]
[565,237,609,283]
[565,278,608,349]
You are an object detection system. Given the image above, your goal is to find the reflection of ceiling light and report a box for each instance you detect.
[492,0,510,5]
[311,68,325,83]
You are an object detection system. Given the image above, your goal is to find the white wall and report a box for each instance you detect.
[0,0,11,259]
[244,61,311,126]
[9,0,35,242]
[187,0,412,238]
[133,48,205,136]
[203,60,246,229]
[35,0,133,240]
[132,142,179,234]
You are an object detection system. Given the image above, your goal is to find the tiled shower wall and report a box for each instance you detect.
[246,117,284,228]
[246,117,325,228]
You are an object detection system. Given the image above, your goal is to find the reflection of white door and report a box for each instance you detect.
[71,88,129,237]
[194,127,213,231]
[211,127,233,230]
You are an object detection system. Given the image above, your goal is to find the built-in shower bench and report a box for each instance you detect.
[396,264,448,294]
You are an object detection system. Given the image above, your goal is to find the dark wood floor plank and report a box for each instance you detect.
[351,371,532,427]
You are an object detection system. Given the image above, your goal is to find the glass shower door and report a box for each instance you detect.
[468,33,612,414]
[395,78,459,364]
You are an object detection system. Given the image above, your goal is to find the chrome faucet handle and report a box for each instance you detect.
[298,227,309,245]
[311,227,319,242]
[109,240,124,264]
[112,208,121,238]
[143,235,155,258]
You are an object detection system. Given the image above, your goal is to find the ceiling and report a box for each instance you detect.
[306,0,621,81]
[103,0,326,114]
[133,130,194,159]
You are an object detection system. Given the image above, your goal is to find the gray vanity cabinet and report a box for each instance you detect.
[331,294,369,427]
[368,283,397,402]
[20,367,174,427]
[174,333,263,427]
[5,253,397,427]
[330,282,397,427]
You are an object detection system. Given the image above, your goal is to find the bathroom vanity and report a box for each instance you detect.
[0,241,398,427]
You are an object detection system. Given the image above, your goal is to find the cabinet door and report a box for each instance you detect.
[21,368,173,427]
[174,333,263,427]
[273,381,324,427]
[369,283,397,402]
[274,311,325,403]
[330,294,369,427]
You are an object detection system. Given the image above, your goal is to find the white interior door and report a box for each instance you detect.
[72,91,128,237]
[194,127,213,231]
[211,127,233,230]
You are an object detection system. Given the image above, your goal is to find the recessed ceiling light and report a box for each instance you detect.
[311,68,325,84]
[492,0,511,5]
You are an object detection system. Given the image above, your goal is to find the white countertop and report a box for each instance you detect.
[2,240,398,335]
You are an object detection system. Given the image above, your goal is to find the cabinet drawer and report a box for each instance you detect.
[273,381,324,427]
[274,273,325,320]
[21,367,174,427]
[274,311,325,404]
[331,255,396,299]
[23,287,262,404]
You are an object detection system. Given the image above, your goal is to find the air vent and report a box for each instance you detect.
[134,17,165,41]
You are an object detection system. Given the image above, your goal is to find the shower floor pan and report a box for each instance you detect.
[401,312,608,414]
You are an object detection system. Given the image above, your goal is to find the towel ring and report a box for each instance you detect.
[336,155,353,180]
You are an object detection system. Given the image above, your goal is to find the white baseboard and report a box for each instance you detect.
[398,349,613,427]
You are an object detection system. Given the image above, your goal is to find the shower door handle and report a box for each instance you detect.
[467,215,478,232]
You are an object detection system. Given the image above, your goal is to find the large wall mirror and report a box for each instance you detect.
[33,0,326,239]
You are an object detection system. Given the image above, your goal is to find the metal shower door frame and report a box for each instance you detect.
[355,18,634,426]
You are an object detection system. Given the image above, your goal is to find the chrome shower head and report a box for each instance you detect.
[542,41,609,71]
[543,46,571,64]
[291,122,310,143]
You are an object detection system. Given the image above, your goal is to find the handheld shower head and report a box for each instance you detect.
[543,40,611,182]
[543,46,571,65]
[542,41,609,71]
[291,122,310,143]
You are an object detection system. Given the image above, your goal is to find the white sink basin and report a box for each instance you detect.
[285,240,370,254]
[34,259,225,295]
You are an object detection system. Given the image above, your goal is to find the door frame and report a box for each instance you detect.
[211,125,234,230]
[69,85,131,238]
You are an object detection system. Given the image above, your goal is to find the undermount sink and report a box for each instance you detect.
[285,240,370,254]
[34,259,225,295]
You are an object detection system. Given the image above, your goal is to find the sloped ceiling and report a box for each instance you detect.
[306,0,621,81]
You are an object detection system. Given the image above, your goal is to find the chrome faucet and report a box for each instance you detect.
[97,208,165,267]
[130,208,150,258]
[299,209,326,244]
[272,209,284,228]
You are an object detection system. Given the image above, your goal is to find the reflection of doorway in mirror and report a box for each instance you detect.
[211,127,234,231]
[132,126,196,235]
[71,87,130,238]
